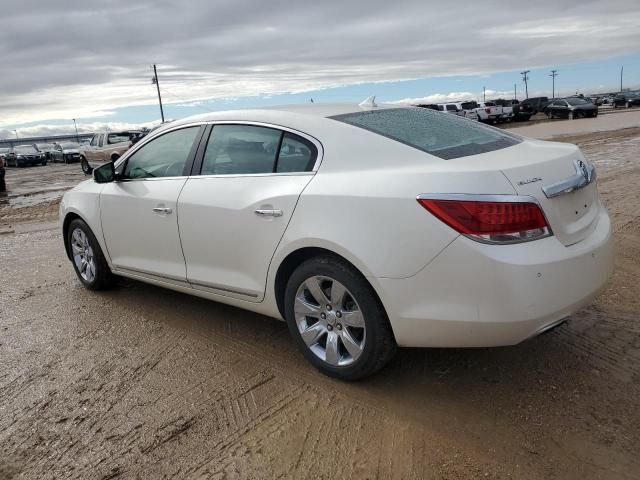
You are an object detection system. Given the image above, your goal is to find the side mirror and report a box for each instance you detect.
[93,162,115,183]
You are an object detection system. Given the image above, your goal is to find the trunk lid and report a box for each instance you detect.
[497,139,600,246]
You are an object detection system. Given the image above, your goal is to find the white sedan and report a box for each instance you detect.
[60,102,613,380]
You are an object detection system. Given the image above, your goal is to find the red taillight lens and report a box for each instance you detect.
[417,197,551,243]
[485,107,491,113]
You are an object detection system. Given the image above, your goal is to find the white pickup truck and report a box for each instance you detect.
[474,102,503,123]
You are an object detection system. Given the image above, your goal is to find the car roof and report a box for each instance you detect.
[152,102,406,137]
[168,103,399,126]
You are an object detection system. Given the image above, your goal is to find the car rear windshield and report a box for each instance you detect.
[566,98,589,105]
[15,146,38,153]
[330,107,522,160]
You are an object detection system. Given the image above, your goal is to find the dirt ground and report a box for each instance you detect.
[1,119,639,479]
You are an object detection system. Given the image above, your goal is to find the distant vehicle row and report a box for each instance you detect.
[417,99,533,123]
[0,142,84,167]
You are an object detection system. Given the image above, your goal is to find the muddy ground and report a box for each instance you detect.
[0,119,639,479]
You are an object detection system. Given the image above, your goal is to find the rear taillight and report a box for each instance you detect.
[417,195,552,244]
[485,107,491,113]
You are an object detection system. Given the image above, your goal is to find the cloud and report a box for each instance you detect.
[1,0,639,129]
[0,120,162,140]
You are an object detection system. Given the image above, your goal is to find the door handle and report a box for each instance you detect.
[152,207,173,215]
[255,209,283,217]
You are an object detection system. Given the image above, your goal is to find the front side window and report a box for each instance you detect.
[123,127,199,179]
[331,107,522,160]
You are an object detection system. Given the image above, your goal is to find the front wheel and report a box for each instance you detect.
[284,256,396,380]
[67,219,117,290]
[80,157,91,174]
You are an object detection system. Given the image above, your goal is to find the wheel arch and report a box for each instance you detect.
[62,212,83,260]
[273,246,387,322]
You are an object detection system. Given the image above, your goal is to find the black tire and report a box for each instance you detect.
[284,255,397,380]
[67,218,117,290]
[81,157,91,174]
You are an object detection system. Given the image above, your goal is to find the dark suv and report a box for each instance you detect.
[519,97,550,114]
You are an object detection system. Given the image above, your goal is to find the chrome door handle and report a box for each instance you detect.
[152,207,173,214]
[255,209,283,217]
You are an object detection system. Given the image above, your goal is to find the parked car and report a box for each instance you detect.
[0,147,9,166]
[436,103,463,115]
[520,97,550,114]
[456,101,479,121]
[80,130,145,173]
[0,160,5,192]
[60,103,613,380]
[474,101,503,123]
[51,142,82,163]
[4,145,47,167]
[491,99,533,122]
[35,143,56,160]
[545,98,598,119]
[612,93,640,108]
[415,104,440,111]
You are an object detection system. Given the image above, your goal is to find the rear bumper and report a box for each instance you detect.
[378,208,613,348]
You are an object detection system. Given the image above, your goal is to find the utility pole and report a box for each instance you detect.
[521,70,530,98]
[14,130,18,139]
[549,70,558,99]
[514,83,517,100]
[483,86,486,102]
[152,64,165,123]
[620,65,624,92]
[73,118,79,143]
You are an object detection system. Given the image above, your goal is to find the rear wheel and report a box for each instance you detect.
[284,256,396,380]
[67,219,117,290]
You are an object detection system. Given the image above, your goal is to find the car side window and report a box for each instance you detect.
[90,135,98,147]
[122,127,200,179]
[276,133,317,173]
[201,125,282,175]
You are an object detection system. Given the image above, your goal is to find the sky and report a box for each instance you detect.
[1,0,639,139]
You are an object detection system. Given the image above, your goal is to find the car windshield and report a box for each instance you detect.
[15,145,38,153]
[566,98,589,105]
[37,144,54,150]
[461,101,477,109]
[331,107,522,160]
[60,142,80,149]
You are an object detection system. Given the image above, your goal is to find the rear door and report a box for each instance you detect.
[177,123,319,301]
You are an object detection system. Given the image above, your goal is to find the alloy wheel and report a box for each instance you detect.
[294,276,366,367]
[71,227,97,282]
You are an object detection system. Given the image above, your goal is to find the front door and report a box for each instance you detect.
[100,125,202,281]
[178,124,319,300]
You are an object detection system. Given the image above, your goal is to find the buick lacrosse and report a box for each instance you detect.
[60,102,613,380]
